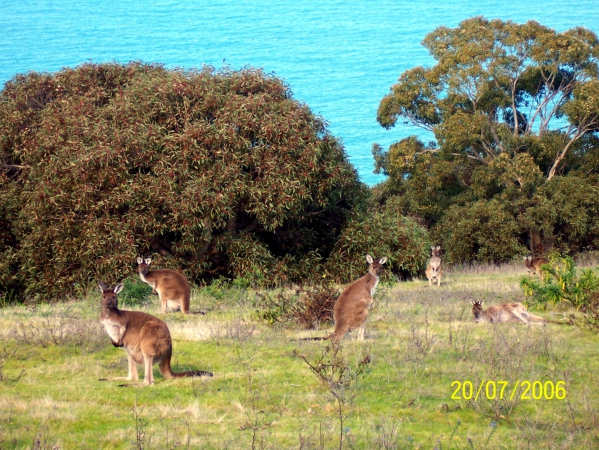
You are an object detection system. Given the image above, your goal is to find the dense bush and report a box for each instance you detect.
[520,176,599,254]
[0,62,366,300]
[435,200,526,264]
[325,203,430,282]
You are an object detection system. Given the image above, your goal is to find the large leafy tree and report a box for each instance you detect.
[0,62,365,300]
[374,17,599,261]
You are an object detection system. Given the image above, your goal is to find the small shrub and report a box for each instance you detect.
[203,276,231,300]
[520,255,599,309]
[295,341,372,450]
[253,290,300,326]
[117,278,153,307]
[253,283,337,329]
[295,283,338,329]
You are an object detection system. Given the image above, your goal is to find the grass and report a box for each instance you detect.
[1,261,599,449]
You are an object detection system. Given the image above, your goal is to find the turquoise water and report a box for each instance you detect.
[1,1,598,185]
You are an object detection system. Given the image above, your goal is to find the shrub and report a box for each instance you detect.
[436,199,526,264]
[117,278,153,307]
[325,205,429,282]
[0,62,364,300]
[253,282,338,329]
[521,255,599,309]
[520,175,599,254]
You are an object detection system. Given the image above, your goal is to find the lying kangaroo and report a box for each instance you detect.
[137,257,191,314]
[470,299,546,326]
[425,245,443,287]
[330,255,388,341]
[99,281,212,385]
[524,255,550,277]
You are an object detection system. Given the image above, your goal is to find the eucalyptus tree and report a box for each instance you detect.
[374,17,599,261]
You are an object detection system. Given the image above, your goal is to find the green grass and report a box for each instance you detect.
[1,262,599,449]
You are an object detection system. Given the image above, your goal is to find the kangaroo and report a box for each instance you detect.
[99,281,212,385]
[470,299,546,326]
[137,257,191,314]
[425,245,443,287]
[524,255,549,277]
[330,255,388,341]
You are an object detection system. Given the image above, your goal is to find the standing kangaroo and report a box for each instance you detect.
[99,281,212,385]
[470,299,546,326]
[137,257,191,314]
[524,256,550,277]
[330,255,388,341]
[425,245,443,287]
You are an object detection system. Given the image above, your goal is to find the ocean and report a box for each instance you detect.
[1,0,598,185]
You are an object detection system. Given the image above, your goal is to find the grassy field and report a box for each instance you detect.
[1,262,598,449]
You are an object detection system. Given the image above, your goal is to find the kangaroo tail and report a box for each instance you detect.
[159,351,213,378]
[290,336,330,341]
[547,319,570,325]
[179,370,213,378]
[528,314,548,323]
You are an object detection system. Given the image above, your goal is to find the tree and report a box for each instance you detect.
[374,17,599,261]
[0,62,365,300]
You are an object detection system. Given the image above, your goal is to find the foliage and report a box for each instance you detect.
[520,255,599,309]
[294,282,338,329]
[0,62,365,300]
[374,17,599,262]
[325,204,430,282]
[117,278,153,307]
[435,199,527,264]
[253,282,337,329]
[573,291,599,333]
[519,175,599,254]
[253,290,301,326]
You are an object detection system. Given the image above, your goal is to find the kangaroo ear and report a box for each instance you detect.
[379,257,388,265]
[98,281,108,292]
[145,257,152,265]
[366,255,373,264]
[137,257,143,265]
[113,283,124,294]
[470,299,475,305]
[436,245,441,251]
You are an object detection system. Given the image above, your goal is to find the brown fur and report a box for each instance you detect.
[137,257,191,314]
[330,255,387,341]
[425,245,443,287]
[470,299,546,326]
[524,256,549,277]
[99,281,212,385]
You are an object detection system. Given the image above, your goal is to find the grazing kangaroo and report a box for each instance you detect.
[524,255,550,277]
[425,245,443,287]
[137,257,191,314]
[330,255,388,341]
[99,281,212,385]
[470,299,546,326]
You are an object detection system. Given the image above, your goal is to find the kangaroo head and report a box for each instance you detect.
[366,255,388,277]
[470,299,484,322]
[99,281,124,309]
[431,245,442,257]
[137,257,152,276]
